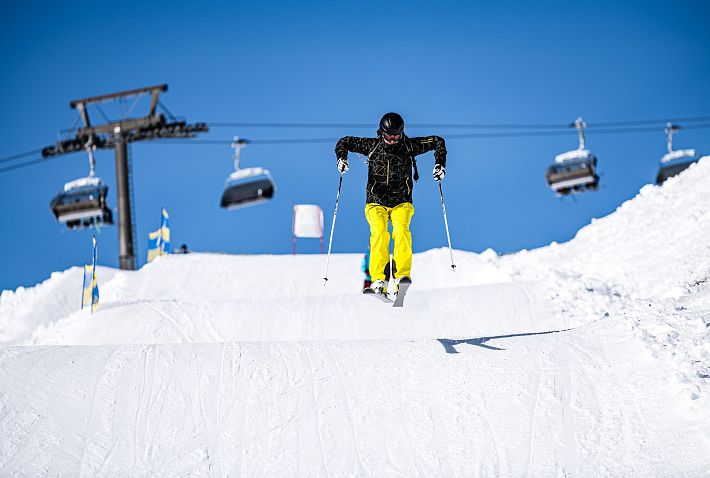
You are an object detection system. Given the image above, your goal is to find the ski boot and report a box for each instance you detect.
[363,279,392,303]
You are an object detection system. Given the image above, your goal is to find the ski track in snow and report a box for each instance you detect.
[0,159,709,475]
[0,329,708,475]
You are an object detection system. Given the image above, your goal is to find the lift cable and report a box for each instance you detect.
[2,121,710,176]
[445,123,710,139]
[588,116,710,128]
[0,157,51,174]
[207,121,565,129]
[152,122,710,146]
[0,148,46,165]
[206,115,710,130]
[53,114,710,134]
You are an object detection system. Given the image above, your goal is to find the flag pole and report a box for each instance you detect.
[91,236,98,315]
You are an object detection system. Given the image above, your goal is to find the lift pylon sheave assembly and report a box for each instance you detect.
[545,117,599,196]
[220,137,276,210]
[655,123,701,185]
[50,136,113,230]
[42,84,208,270]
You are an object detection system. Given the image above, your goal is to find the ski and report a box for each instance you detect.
[363,288,393,303]
[392,277,412,308]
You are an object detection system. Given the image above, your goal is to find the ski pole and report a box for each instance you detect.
[323,174,343,284]
[438,181,456,271]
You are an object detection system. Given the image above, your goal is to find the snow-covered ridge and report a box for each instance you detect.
[0,267,118,345]
[507,156,709,298]
[499,157,710,405]
[565,156,709,298]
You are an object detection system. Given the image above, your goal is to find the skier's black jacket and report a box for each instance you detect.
[335,135,446,207]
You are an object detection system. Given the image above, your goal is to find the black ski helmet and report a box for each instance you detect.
[378,112,405,136]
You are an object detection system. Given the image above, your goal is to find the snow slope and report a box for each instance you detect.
[1,159,709,476]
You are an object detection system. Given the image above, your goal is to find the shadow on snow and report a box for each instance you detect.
[437,328,574,354]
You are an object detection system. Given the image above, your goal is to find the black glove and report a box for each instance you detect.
[337,157,349,174]
[433,164,445,181]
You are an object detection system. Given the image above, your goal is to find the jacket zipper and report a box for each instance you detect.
[386,159,390,185]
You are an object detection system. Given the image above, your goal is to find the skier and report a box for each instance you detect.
[336,112,446,302]
[362,245,372,289]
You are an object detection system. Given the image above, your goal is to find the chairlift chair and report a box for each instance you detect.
[50,139,114,230]
[220,137,276,210]
[655,123,701,185]
[546,117,599,196]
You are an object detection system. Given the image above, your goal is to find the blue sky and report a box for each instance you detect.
[1,0,709,291]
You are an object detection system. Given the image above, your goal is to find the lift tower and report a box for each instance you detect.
[42,84,208,270]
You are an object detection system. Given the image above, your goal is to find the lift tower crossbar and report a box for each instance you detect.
[42,84,208,270]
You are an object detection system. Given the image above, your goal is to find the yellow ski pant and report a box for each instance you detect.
[364,202,414,281]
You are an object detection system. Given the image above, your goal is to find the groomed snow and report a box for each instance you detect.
[1,159,708,476]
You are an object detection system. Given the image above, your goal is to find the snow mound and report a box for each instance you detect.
[0,159,709,475]
[566,157,709,298]
[500,157,710,406]
[0,267,118,345]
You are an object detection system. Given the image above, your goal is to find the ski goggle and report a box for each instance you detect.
[383,133,402,142]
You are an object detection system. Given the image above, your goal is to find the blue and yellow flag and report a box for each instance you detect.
[82,236,99,313]
[147,208,171,262]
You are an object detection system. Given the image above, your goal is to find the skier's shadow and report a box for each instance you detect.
[437,328,573,354]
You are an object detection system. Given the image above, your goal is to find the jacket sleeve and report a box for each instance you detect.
[335,136,376,160]
[409,136,447,167]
